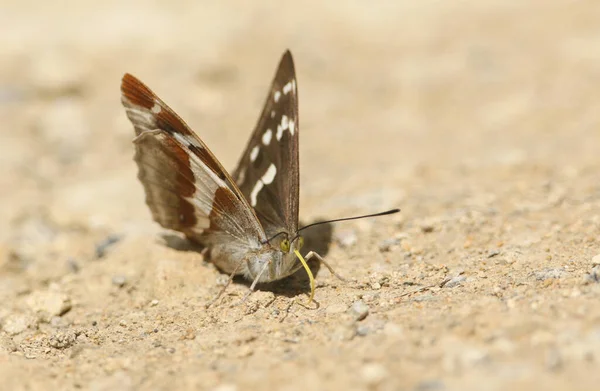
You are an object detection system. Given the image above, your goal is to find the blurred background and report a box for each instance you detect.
[3,0,599,235]
[2,1,600,390]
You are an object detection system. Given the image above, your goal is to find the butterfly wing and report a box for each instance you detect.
[121,74,267,246]
[232,50,299,238]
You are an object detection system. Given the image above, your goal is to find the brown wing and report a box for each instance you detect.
[232,50,300,238]
[121,74,266,244]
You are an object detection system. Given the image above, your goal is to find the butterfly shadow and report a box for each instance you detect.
[160,234,206,253]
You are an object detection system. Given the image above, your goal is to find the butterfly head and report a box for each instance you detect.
[256,232,306,280]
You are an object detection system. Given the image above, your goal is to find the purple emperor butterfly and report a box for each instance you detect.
[121,50,398,305]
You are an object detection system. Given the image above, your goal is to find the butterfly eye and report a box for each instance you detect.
[280,239,290,252]
[297,236,304,250]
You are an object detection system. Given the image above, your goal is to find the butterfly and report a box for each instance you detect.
[121,50,398,305]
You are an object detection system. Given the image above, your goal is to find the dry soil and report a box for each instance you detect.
[1,1,600,390]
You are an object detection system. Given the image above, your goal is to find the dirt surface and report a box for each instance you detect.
[2,1,600,390]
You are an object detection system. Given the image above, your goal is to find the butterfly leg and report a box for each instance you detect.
[205,259,244,308]
[232,260,271,306]
[304,251,348,282]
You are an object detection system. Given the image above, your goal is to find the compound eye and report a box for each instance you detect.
[297,236,304,250]
[280,239,290,252]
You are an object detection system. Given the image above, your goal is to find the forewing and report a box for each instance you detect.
[121,74,266,244]
[232,50,299,238]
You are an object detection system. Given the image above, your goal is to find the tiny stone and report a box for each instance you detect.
[441,275,466,288]
[534,268,565,281]
[583,265,600,284]
[150,299,159,307]
[92,321,98,326]
[1,313,37,335]
[360,363,388,386]
[26,290,72,321]
[95,234,122,259]
[182,328,196,340]
[379,238,400,252]
[361,292,380,303]
[371,282,382,290]
[119,320,127,327]
[421,224,435,233]
[112,275,127,288]
[356,325,370,336]
[487,250,500,258]
[48,331,76,349]
[592,254,600,266]
[350,300,370,321]
[335,229,358,248]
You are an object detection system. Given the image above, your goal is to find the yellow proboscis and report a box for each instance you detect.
[294,249,315,304]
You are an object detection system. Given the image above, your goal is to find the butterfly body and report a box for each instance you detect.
[121,51,309,288]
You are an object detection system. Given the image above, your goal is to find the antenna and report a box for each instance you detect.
[264,208,400,244]
[297,208,400,234]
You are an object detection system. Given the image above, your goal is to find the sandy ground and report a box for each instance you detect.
[2,1,600,390]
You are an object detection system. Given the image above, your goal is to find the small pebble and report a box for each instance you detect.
[379,238,400,252]
[26,290,72,321]
[534,268,565,281]
[112,275,127,288]
[582,265,600,285]
[360,363,388,386]
[592,254,600,267]
[487,250,501,258]
[150,299,159,307]
[1,313,37,335]
[48,331,76,349]
[441,275,466,288]
[119,319,127,327]
[350,300,369,321]
[356,325,370,336]
[95,234,122,259]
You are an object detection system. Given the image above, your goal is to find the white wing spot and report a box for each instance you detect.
[250,164,277,206]
[283,82,292,95]
[262,164,277,184]
[151,102,161,114]
[250,146,260,162]
[276,124,284,141]
[289,120,295,135]
[262,129,273,145]
[281,115,289,130]
[250,182,263,207]
[274,91,281,103]
[270,110,275,118]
